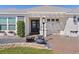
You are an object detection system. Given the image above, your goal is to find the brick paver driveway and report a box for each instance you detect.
[0,36,26,44]
[47,35,79,54]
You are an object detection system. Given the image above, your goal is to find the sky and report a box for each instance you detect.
[0,5,79,9]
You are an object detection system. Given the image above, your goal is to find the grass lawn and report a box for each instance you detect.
[0,47,53,54]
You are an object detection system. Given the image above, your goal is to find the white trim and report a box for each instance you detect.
[28,12,66,14]
[7,17,8,31]
[67,13,79,15]
[24,16,26,36]
[0,13,28,14]
[16,17,17,33]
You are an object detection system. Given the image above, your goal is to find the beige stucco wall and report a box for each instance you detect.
[1,12,79,36]
[27,12,68,36]
[25,13,79,36]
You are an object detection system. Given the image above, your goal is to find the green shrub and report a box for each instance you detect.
[17,21,25,37]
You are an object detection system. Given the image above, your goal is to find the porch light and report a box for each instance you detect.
[42,16,47,23]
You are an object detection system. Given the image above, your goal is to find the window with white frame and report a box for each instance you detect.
[51,19,54,21]
[17,16,24,21]
[47,19,50,22]
[77,18,79,22]
[8,17,16,30]
[0,16,16,30]
[8,17,16,23]
[56,19,59,22]
[0,17,7,30]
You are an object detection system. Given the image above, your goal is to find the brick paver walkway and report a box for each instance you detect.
[47,35,79,54]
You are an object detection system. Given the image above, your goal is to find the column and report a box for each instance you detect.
[24,16,30,36]
[39,17,47,37]
[16,17,17,33]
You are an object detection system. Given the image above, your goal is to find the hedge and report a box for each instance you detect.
[17,21,25,37]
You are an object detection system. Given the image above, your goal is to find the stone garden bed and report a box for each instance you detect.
[0,43,50,50]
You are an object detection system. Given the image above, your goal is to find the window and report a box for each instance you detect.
[78,18,79,22]
[0,17,7,30]
[73,19,77,25]
[0,16,16,30]
[0,17,7,23]
[8,17,16,23]
[51,19,54,21]
[17,16,24,21]
[74,16,76,19]
[47,19,50,22]
[18,16,24,18]
[0,25,7,30]
[70,31,78,33]
[8,17,16,30]
[73,19,76,22]
[8,25,16,30]
[32,21,36,28]
[56,19,59,21]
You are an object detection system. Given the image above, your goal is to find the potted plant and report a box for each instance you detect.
[26,36,35,42]
[7,31,16,36]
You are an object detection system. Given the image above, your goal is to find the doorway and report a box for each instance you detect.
[30,20,40,35]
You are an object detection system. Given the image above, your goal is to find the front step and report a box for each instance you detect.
[30,32,39,35]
